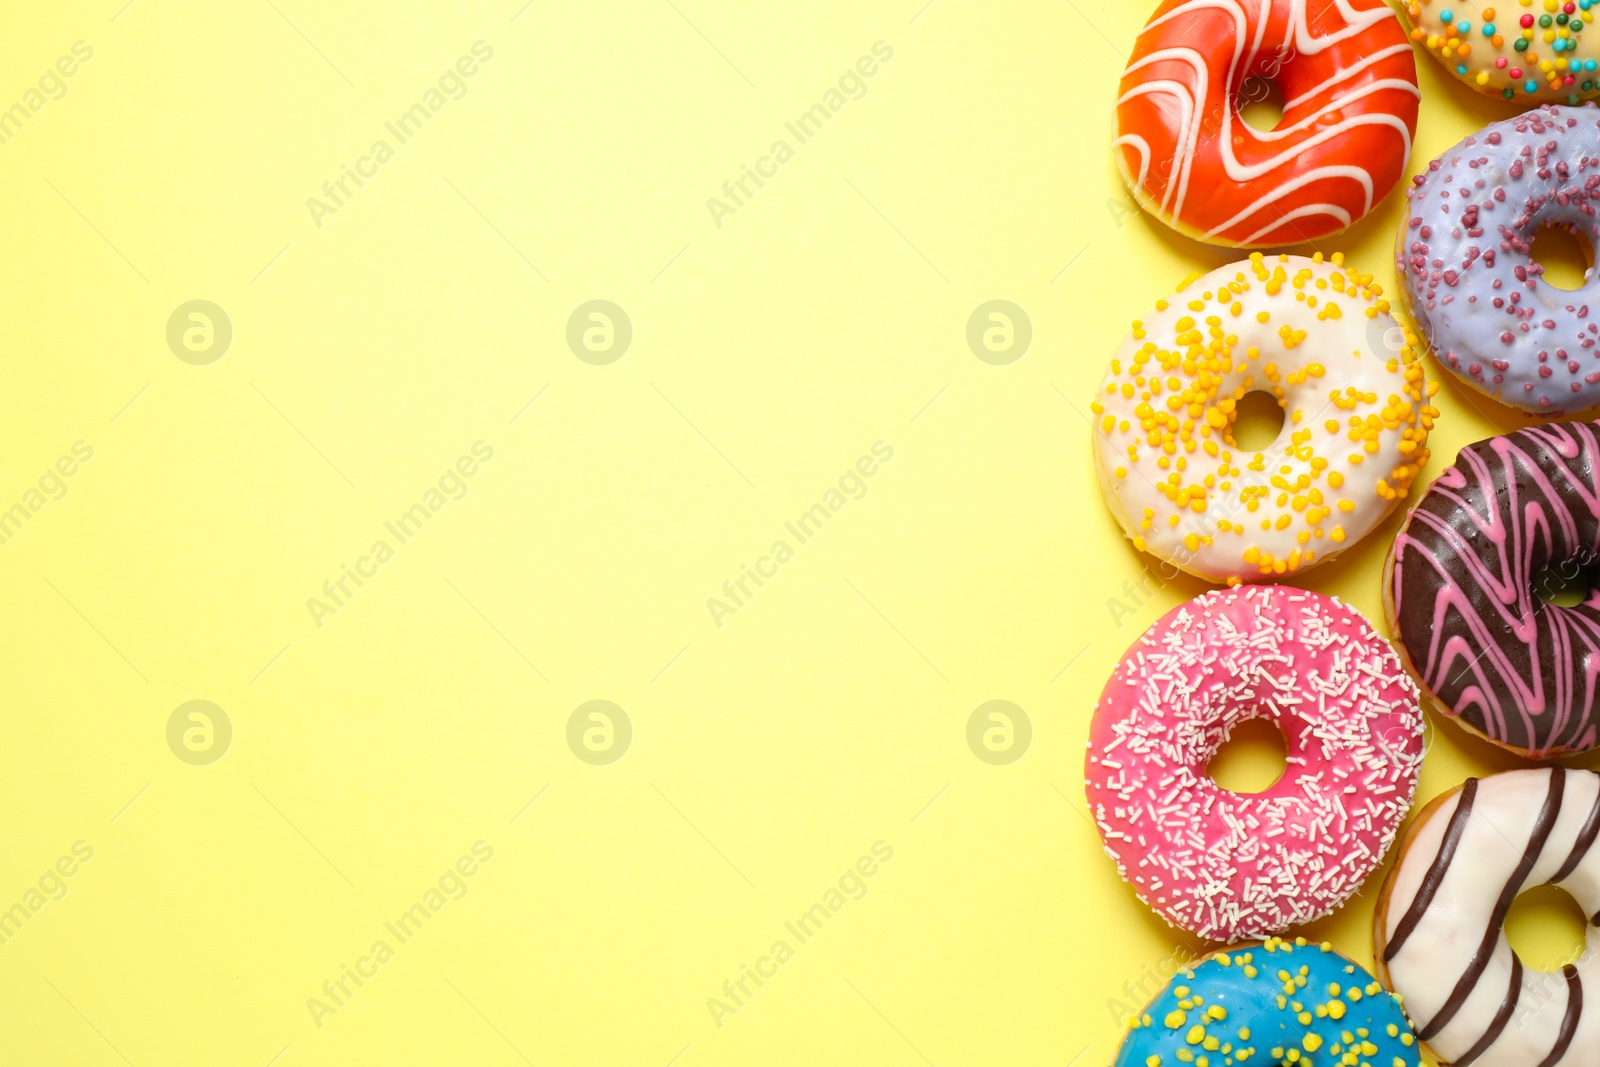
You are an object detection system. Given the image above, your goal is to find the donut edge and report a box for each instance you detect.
[1116,938,1421,1062]
[1112,941,1264,1049]
[1390,234,1535,419]
[1110,141,1232,249]
[1090,586,1426,943]
[1380,461,1600,761]
[1370,782,1466,1065]
[1392,112,1600,420]
[1114,0,1418,250]
[1093,255,1426,586]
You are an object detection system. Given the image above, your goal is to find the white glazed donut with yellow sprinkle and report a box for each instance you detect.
[1091,253,1440,585]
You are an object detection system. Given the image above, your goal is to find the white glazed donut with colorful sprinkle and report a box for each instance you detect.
[1402,1,1600,103]
[1091,253,1439,584]
[1085,585,1425,943]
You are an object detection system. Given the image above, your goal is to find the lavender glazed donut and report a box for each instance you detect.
[1385,420,1600,757]
[1398,104,1600,416]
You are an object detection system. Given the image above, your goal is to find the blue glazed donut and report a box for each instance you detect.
[1399,104,1600,415]
[1113,938,1420,1067]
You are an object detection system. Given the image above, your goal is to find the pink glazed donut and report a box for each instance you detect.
[1085,586,1424,942]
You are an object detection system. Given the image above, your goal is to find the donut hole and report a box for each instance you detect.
[1236,76,1285,133]
[1505,884,1590,973]
[1529,223,1594,292]
[1230,391,1286,452]
[1206,717,1288,795]
[1533,559,1597,608]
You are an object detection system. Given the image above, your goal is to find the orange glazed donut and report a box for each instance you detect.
[1114,0,1421,248]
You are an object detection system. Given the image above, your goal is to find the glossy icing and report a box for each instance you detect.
[1378,768,1600,1066]
[1087,586,1423,942]
[1387,420,1600,756]
[1093,254,1438,585]
[1398,105,1600,415]
[1113,939,1421,1067]
[1114,0,1419,247]
[1402,1,1600,103]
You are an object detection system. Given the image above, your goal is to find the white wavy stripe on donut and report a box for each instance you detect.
[1205,167,1370,236]
[1113,134,1152,188]
[1207,81,1420,237]
[1115,81,1196,216]
[1230,199,1356,245]
[1210,112,1412,232]
[1142,0,1261,45]
[1284,0,1392,54]
[1125,0,1410,234]
[1119,49,1210,216]
[1251,78,1420,142]
[1211,1,1412,222]
[1211,45,1403,227]
[1134,0,1250,221]
[1219,113,1412,179]
[1280,42,1413,109]
[1210,116,1412,240]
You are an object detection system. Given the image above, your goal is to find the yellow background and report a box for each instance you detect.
[0,0,1592,1063]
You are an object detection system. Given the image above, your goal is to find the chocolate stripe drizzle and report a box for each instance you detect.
[1452,955,1522,1067]
[1417,767,1566,1041]
[1533,965,1582,1067]
[1385,777,1479,962]
[1552,788,1600,885]
[1391,421,1600,756]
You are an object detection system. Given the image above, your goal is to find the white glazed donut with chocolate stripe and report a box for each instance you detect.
[1376,768,1600,1067]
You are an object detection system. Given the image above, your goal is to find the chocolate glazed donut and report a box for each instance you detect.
[1384,421,1600,757]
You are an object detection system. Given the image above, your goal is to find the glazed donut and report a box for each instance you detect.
[1114,938,1420,1067]
[1086,585,1424,942]
[1402,1,1600,103]
[1386,420,1600,757]
[1114,0,1419,247]
[1399,104,1600,415]
[1092,253,1438,584]
[1376,767,1600,1066]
